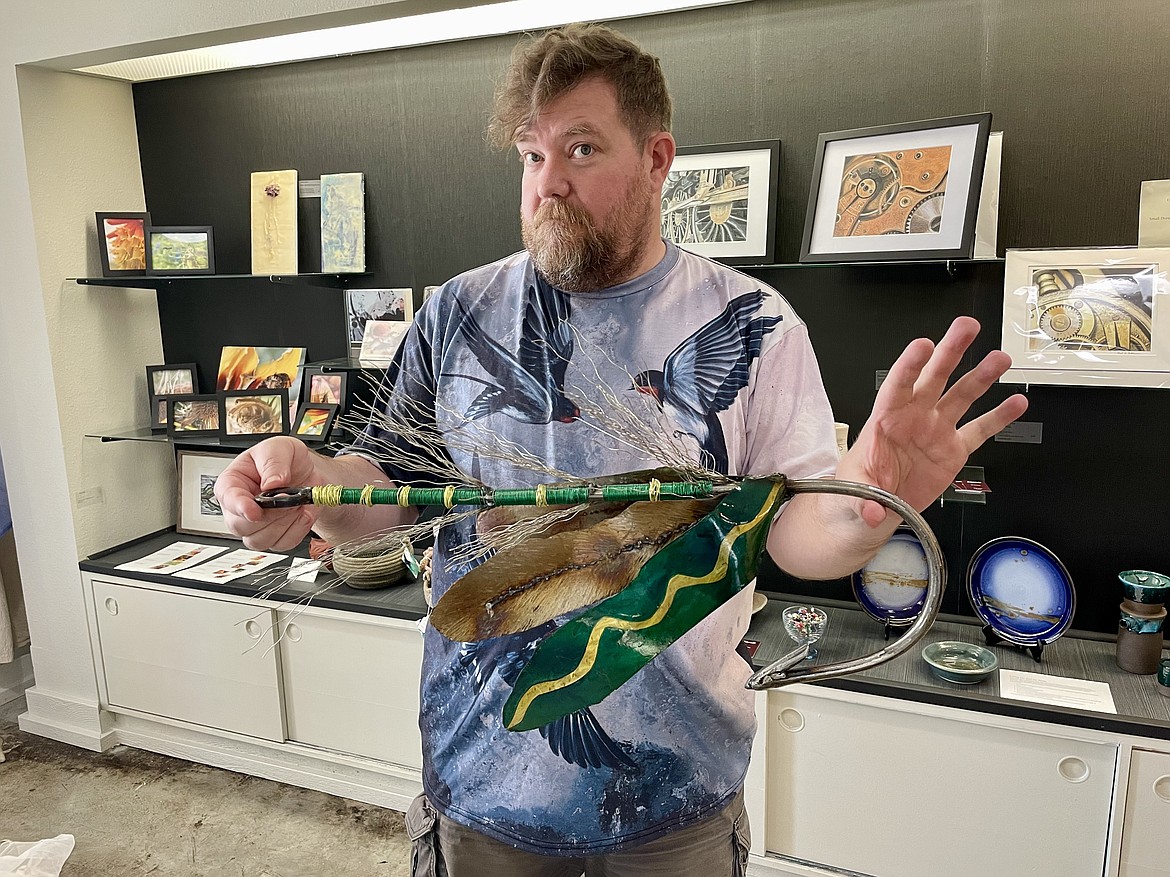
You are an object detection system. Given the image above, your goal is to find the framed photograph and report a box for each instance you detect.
[176,450,238,538]
[146,363,198,431]
[799,113,992,263]
[345,288,414,354]
[301,367,347,408]
[219,388,290,440]
[95,212,150,277]
[661,140,780,265]
[293,403,339,442]
[167,394,221,438]
[1000,247,1170,388]
[148,226,215,274]
[150,395,170,431]
[359,320,411,366]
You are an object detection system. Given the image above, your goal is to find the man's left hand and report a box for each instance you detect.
[838,315,1028,528]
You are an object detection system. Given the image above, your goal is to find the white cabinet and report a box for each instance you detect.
[1119,748,1170,877]
[91,579,284,741]
[764,688,1117,877]
[277,610,422,768]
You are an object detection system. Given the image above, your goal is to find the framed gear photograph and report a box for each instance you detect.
[661,139,780,265]
[799,114,991,263]
[1000,247,1170,388]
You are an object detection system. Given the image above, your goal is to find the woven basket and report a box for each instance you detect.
[332,539,409,590]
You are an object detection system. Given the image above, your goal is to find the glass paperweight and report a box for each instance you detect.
[782,605,829,660]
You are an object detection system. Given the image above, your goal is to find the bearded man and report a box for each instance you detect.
[216,22,1026,876]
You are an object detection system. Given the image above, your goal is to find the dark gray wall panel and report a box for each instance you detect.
[135,0,1170,637]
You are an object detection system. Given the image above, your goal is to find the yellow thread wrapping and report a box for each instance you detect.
[359,484,375,506]
[398,485,412,507]
[312,485,344,507]
[649,478,661,502]
[535,484,548,507]
[508,482,783,727]
[443,485,456,508]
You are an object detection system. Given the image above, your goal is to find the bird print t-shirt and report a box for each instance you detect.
[343,241,839,854]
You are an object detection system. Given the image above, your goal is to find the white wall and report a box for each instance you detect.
[0,0,493,746]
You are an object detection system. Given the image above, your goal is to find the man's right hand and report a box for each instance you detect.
[214,436,327,551]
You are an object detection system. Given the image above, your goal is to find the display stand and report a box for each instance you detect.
[981,624,1045,662]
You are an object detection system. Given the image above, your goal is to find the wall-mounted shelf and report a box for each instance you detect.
[70,273,370,289]
[83,427,327,453]
[740,258,1005,273]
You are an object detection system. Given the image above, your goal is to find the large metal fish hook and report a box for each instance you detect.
[744,479,945,691]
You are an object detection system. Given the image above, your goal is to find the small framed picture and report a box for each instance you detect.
[167,394,221,438]
[176,450,238,539]
[293,403,340,442]
[301,367,347,408]
[1000,246,1170,388]
[662,140,780,265]
[359,320,411,366]
[148,226,215,274]
[95,212,150,277]
[150,395,170,431]
[423,285,442,304]
[345,288,414,354]
[799,113,992,263]
[219,388,290,441]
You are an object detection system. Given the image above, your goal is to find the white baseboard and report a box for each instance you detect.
[110,712,423,811]
[16,685,114,751]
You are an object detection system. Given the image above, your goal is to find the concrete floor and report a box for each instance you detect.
[0,697,412,876]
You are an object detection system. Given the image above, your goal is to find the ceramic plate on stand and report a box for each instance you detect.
[966,537,1075,646]
[851,526,929,627]
[752,592,768,614]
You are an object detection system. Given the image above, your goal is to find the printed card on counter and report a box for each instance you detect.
[999,669,1117,714]
[173,548,288,583]
[115,542,230,574]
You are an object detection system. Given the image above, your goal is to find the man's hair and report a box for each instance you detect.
[486,23,672,149]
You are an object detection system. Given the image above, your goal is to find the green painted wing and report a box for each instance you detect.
[502,477,788,731]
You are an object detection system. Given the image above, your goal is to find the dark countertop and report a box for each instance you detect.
[747,594,1170,742]
[82,530,1170,742]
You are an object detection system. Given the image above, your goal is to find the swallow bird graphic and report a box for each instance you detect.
[457,639,636,770]
[632,290,782,474]
[444,277,580,425]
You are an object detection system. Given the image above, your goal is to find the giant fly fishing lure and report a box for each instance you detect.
[259,472,945,731]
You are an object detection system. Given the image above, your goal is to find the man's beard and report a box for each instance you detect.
[521,180,654,293]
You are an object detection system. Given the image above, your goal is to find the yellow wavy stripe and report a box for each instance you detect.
[509,482,782,727]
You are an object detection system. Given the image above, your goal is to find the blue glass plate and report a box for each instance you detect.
[966,537,1075,646]
[851,527,929,627]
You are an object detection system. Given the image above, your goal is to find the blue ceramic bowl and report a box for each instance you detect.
[922,641,999,685]
[1119,570,1170,604]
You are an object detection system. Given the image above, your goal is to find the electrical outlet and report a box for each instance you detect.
[75,486,105,508]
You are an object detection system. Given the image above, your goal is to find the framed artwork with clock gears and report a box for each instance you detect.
[799,113,991,263]
[1000,247,1170,388]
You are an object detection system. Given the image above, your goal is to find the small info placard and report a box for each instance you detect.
[999,669,1117,714]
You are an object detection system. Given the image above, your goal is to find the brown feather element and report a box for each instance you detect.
[431,497,717,642]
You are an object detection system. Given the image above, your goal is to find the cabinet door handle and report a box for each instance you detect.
[1154,775,1170,803]
[103,597,119,616]
[244,619,263,640]
[1057,756,1090,783]
[285,623,302,643]
[777,708,805,732]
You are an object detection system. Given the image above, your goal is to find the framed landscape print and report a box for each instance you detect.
[1000,247,1170,388]
[799,113,991,262]
[176,450,238,538]
[293,403,339,442]
[95,212,150,277]
[661,140,780,265]
[148,226,215,274]
[167,394,221,438]
[219,388,290,440]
